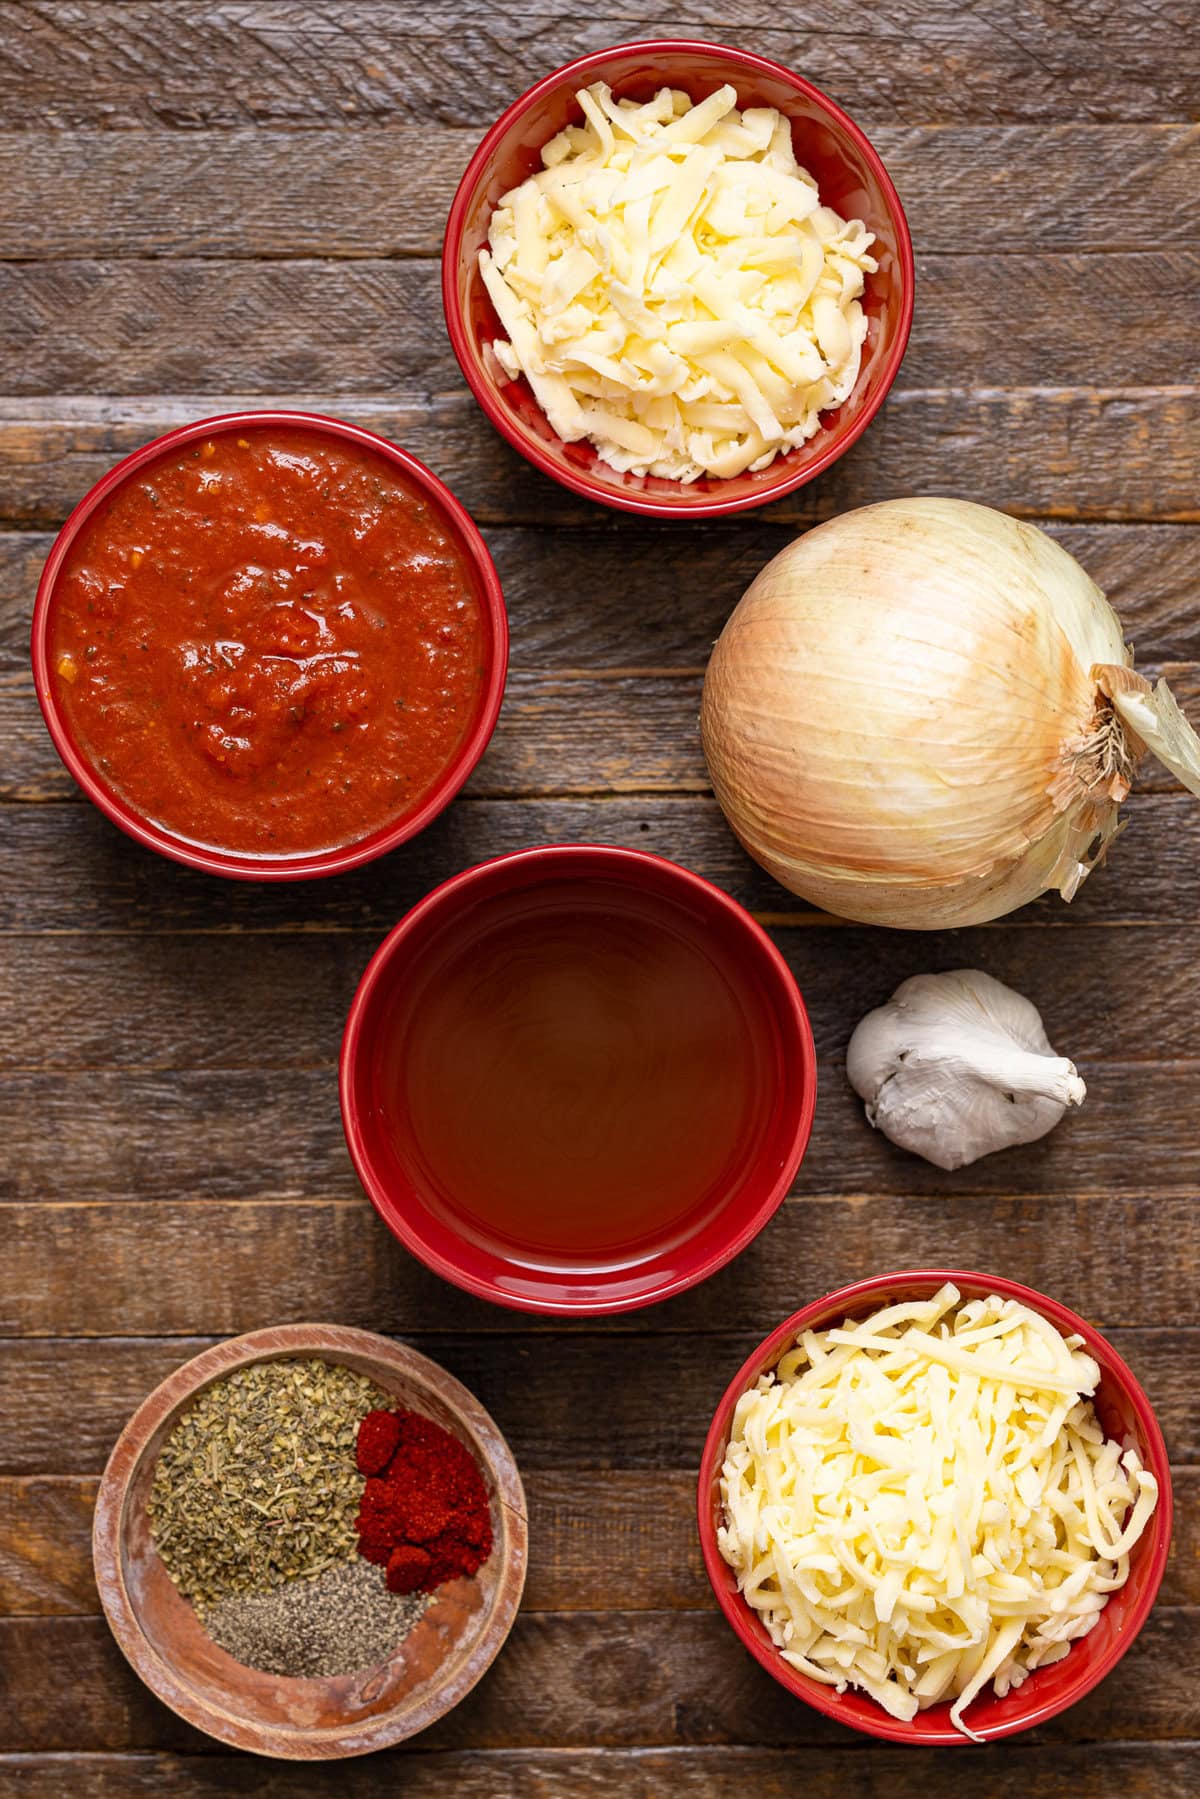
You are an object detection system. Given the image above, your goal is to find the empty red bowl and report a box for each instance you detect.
[442,39,913,518]
[340,844,816,1314]
[698,1269,1174,1744]
[31,411,508,881]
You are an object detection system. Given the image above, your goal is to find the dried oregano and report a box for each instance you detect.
[147,1358,392,1615]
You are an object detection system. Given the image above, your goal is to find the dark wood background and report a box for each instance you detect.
[0,3,1197,1794]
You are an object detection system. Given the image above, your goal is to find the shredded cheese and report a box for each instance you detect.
[479,82,877,482]
[718,1284,1159,1739]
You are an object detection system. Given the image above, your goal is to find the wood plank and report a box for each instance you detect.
[7,507,1200,799]
[2,916,1199,1072]
[4,1467,1197,1618]
[1,255,1195,402]
[0,1325,1192,1474]
[0,1184,1184,1339]
[0,1608,1194,1754]
[0,1471,708,1617]
[0,1479,98,1616]
[4,658,1196,803]
[7,1120,1198,1383]
[2,389,1195,530]
[3,1,1194,127]
[1,1746,1197,1799]
[2,1056,1198,1209]
[6,663,1199,812]
[0,260,456,398]
[3,790,1200,932]
[9,522,1199,670]
[2,126,1195,261]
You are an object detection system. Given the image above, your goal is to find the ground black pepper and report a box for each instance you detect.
[205,1554,431,1678]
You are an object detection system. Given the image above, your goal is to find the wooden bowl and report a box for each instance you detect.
[92,1324,528,1758]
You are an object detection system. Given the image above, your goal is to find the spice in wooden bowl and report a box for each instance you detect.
[205,1556,431,1679]
[94,1325,527,1757]
[148,1356,438,1678]
[353,1408,494,1595]
[149,1357,388,1613]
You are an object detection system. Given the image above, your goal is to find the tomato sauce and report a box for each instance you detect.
[49,427,488,856]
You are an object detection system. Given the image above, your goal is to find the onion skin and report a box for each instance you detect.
[700,498,1138,929]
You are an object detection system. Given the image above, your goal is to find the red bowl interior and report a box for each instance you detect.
[698,1269,1174,1744]
[443,39,914,518]
[340,844,817,1315]
[31,410,509,882]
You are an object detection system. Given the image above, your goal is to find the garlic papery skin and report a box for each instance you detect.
[700,497,1200,929]
[846,969,1086,1170]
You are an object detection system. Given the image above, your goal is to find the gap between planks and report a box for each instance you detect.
[2,1320,1197,1336]
[2,1605,1195,1624]
[2,916,1199,935]
[5,1055,1199,1077]
[0,391,1195,534]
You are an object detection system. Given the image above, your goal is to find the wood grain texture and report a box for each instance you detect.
[3,912,1199,1069]
[1,1747,1198,1799]
[3,389,1195,530]
[5,791,1200,927]
[2,254,1195,401]
[8,521,1200,670]
[4,1060,1199,1208]
[1,1608,1197,1754]
[3,126,1196,261]
[4,664,1198,804]
[4,1468,1198,1617]
[9,525,1200,683]
[2,0,1197,1785]
[1,1327,1195,1476]
[2,2,1195,127]
[2,1192,1200,1340]
[5,662,1198,803]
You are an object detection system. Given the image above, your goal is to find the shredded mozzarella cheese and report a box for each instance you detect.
[718,1284,1158,1739]
[479,82,876,482]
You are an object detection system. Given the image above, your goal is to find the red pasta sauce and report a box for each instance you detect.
[49,427,488,857]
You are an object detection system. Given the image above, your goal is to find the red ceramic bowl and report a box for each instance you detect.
[698,1269,1174,1744]
[31,411,508,881]
[340,844,816,1314]
[443,39,913,518]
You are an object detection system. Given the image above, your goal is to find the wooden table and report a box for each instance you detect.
[1,4,1196,1794]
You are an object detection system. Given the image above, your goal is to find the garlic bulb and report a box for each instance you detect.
[846,969,1086,1170]
[700,497,1200,929]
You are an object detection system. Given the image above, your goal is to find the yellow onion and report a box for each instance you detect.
[700,497,1200,929]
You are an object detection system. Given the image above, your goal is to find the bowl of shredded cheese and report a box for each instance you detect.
[698,1271,1172,1743]
[442,40,913,517]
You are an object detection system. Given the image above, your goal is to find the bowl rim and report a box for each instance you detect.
[92,1322,529,1759]
[30,409,509,882]
[441,37,915,519]
[340,842,818,1315]
[696,1267,1175,1745]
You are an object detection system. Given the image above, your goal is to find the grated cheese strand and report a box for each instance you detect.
[718,1284,1159,1740]
[480,82,876,482]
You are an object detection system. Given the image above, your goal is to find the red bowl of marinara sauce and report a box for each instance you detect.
[31,412,508,880]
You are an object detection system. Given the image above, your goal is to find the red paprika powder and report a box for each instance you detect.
[353,1408,493,1596]
[356,1409,402,1477]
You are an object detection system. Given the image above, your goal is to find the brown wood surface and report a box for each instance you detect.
[4,1468,1200,1616]
[3,1607,1200,1752]
[0,2,1197,1794]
